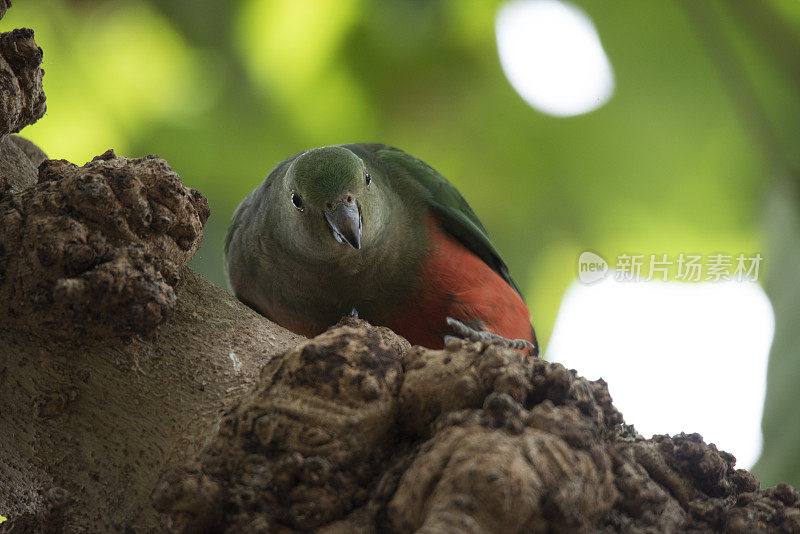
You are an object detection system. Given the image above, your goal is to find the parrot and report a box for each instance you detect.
[224,143,538,355]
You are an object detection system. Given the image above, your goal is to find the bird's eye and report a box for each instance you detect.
[290,192,304,211]
[365,171,371,188]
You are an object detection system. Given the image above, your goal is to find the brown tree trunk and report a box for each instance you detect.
[1,269,301,532]
[0,10,303,530]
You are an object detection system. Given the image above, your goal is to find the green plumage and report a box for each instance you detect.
[372,145,521,296]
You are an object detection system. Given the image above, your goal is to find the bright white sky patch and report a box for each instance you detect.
[495,0,614,117]
[546,277,774,469]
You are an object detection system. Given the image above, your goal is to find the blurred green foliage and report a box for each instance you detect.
[757,179,800,490]
[3,0,799,486]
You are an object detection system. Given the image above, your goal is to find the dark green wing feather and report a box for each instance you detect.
[369,145,524,298]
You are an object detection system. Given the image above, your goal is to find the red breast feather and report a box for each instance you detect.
[386,214,535,354]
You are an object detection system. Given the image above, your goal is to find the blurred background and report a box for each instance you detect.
[3,0,799,486]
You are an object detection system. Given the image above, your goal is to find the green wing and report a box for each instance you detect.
[370,145,524,298]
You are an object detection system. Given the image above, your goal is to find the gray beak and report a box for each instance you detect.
[324,201,361,249]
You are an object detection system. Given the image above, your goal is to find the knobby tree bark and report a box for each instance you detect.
[1,4,799,533]
[0,7,301,531]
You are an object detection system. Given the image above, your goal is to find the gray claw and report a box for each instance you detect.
[445,317,535,351]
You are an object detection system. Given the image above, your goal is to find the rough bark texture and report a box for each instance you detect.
[1,150,211,339]
[0,9,47,194]
[0,143,302,531]
[0,10,305,530]
[151,322,800,533]
[0,27,45,137]
[3,3,800,533]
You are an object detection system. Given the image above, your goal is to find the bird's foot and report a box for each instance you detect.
[444,317,537,354]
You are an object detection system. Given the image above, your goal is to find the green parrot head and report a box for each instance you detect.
[280,146,376,256]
